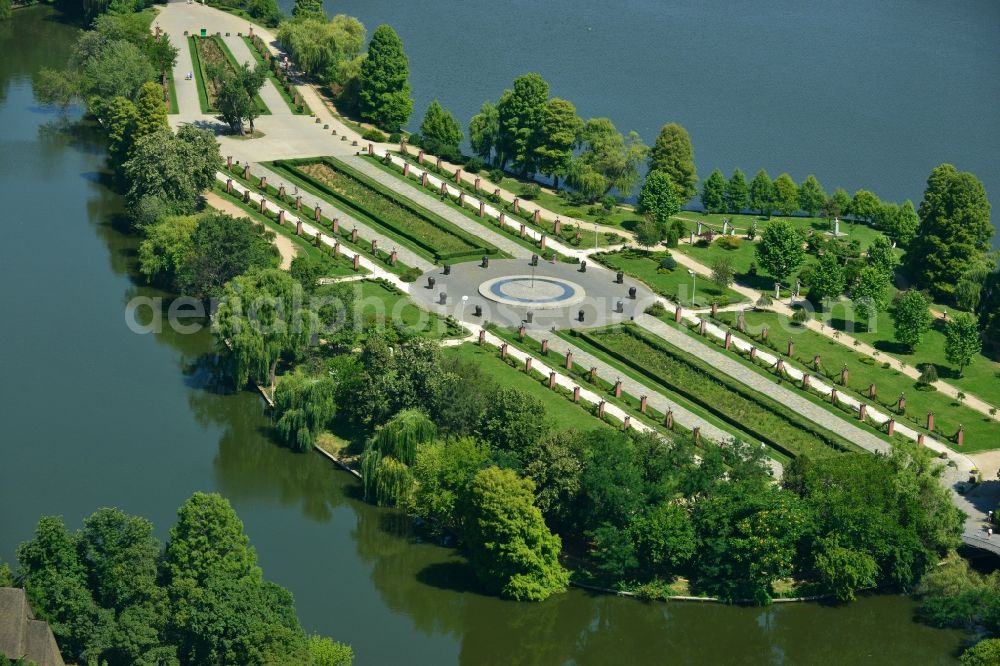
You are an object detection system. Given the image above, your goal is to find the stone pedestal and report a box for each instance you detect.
[403,162,410,176]
[512,198,520,214]
[675,305,683,323]
[614,380,622,398]
[665,409,674,429]
[841,367,849,386]
[813,355,822,371]
[598,401,606,418]
[565,351,573,370]
[478,330,486,345]
[868,383,877,399]
[243,164,250,179]
[525,357,532,372]
[693,427,701,442]
[699,320,707,336]
[927,412,934,430]
[259,198,267,214]
[541,339,549,354]
[333,241,340,256]
[295,221,303,236]
[787,341,794,357]
[539,235,547,251]
[724,331,732,349]
[549,371,556,389]
[351,228,358,243]
[554,218,562,235]
[390,250,397,266]
[277,210,285,225]
[295,195,302,210]
[226,178,233,194]
[623,415,631,429]
[573,386,580,402]
[711,302,718,317]
[455,169,462,183]
[421,172,428,187]
[887,418,895,436]
[371,239,378,254]
[519,224,526,238]
[474,177,481,192]
[640,395,648,413]
[479,201,485,217]
[749,347,757,360]
[533,209,540,224]
[353,254,360,270]
[332,218,339,233]
[314,206,321,222]
[858,403,867,421]
[500,343,508,359]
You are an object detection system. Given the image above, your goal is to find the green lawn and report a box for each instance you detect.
[673,213,895,295]
[270,157,498,263]
[710,310,1000,451]
[575,325,864,460]
[593,248,746,306]
[357,280,465,340]
[188,35,269,115]
[442,343,613,433]
[364,156,569,260]
[816,293,1000,403]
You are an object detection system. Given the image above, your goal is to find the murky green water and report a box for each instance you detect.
[0,7,970,664]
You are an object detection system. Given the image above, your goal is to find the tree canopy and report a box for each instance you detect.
[358,25,412,131]
[419,100,463,156]
[755,219,804,282]
[648,123,697,200]
[495,72,549,174]
[13,495,352,665]
[566,117,647,200]
[906,164,994,302]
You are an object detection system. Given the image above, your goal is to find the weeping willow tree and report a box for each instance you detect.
[371,409,437,466]
[273,369,337,452]
[361,453,414,507]
[361,409,436,506]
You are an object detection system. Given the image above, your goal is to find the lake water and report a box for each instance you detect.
[0,6,972,665]
[294,0,999,243]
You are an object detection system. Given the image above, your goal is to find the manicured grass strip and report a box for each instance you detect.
[388,152,621,248]
[487,326,697,436]
[165,67,178,115]
[575,325,863,459]
[712,310,999,451]
[356,280,466,340]
[221,164,419,278]
[364,155,565,261]
[187,35,211,113]
[270,157,500,263]
[443,343,616,433]
[547,328,792,467]
[241,35,311,115]
[593,247,746,306]
[211,35,270,114]
[211,181,360,277]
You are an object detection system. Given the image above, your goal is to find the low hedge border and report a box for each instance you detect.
[574,325,863,459]
[221,164,419,279]
[187,35,211,113]
[271,158,496,263]
[389,151,622,248]
[364,155,564,261]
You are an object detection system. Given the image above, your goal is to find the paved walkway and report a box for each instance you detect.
[221,33,291,116]
[637,314,892,455]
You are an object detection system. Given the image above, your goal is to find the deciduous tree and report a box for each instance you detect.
[891,290,933,351]
[944,312,982,376]
[648,122,697,200]
[772,173,800,216]
[755,219,804,282]
[637,169,681,228]
[748,169,773,217]
[461,467,569,601]
[495,72,549,173]
[534,98,581,189]
[700,168,727,213]
[906,164,994,301]
[808,251,845,308]
[798,175,827,216]
[567,118,647,199]
[468,101,499,162]
[848,189,881,223]
[419,99,463,156]
[725,168,750,214]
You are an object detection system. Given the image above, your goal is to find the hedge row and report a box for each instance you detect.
[575,326,861,460]
[272,158,496,263]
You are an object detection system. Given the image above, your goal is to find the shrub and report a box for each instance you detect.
[520,182,542,199]
[362,127,388,142]
[400,267,422,282]
[601,195,616,211]
[388,132,402,143]
[757,292,773,308]
[658,254,678,271]
[791,308,809,325]
[645,302,667,317]
[918,363,938,385]
[695,238,710,248]
[488,168,505,184]
[715,235,742,250]
[465,156,485,173]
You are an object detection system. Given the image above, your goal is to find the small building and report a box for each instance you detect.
[0,588,65,666]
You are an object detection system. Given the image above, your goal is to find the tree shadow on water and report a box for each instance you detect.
[415,559,488,596]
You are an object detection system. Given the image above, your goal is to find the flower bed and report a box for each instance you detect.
[575,325,861,459]
[272,157,496,263]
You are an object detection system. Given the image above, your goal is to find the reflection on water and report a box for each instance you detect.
[0,6,972,665]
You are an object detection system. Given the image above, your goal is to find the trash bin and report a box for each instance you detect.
[200,28,207,37]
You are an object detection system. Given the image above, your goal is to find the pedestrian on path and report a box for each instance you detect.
[989,509,994,523]
[988,527,993,540]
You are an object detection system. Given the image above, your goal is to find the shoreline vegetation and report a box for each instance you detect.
[10,0,999,663]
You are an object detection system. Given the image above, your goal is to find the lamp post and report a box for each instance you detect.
[687,269,697,307]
